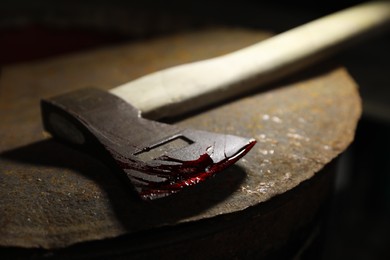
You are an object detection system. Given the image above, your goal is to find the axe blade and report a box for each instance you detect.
[41,88,256,200]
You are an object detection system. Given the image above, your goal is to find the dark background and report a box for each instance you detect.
[1,0,389,259]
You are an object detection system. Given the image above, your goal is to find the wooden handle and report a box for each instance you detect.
[110,1,390,119]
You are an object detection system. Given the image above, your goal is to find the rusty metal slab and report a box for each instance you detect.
[0,28,361,249]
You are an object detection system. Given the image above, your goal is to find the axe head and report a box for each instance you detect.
[41,88,256,200]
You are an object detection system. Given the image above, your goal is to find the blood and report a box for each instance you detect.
[111,139,257,200]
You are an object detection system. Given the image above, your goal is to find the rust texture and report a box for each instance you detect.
[0,28,361,250]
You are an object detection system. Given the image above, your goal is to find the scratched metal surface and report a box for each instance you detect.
[0,28,361,249]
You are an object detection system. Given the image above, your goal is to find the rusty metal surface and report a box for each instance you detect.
[0,28,361,249]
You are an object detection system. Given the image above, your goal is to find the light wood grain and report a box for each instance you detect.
[110,1,390,119]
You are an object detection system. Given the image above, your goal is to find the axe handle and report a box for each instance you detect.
[110,1,390,119]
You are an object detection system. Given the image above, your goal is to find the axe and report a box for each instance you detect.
[41,1,390,200]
